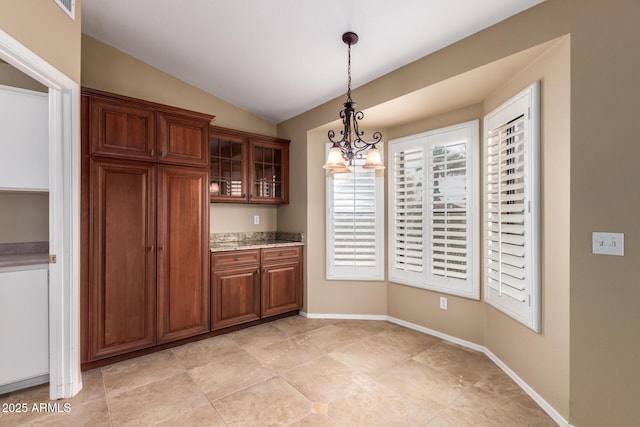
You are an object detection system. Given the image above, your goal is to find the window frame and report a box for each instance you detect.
[388,120,480,299]
[325,143,385,281]
[483,81,541,332]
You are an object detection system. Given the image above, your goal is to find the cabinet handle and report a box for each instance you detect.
[161,151,166,157]
[159,245,165,251]
[148,245,154,252]
[233,257,240,261]
[150,149,154,156]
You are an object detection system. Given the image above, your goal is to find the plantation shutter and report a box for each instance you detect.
[326,149,384,280]
[484,81,540,332]
[389,141,425,285]
[389,121,479,299]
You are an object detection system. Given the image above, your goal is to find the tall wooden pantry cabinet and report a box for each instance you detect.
[81,89,213,365]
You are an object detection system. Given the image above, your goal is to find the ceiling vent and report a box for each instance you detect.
[53,0,75,20]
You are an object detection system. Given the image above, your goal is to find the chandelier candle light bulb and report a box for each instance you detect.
[323,32,384,172]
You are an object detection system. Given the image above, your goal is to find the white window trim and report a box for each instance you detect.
[483,81,541,332]
[325,143,385,281]
[388,120,480,299]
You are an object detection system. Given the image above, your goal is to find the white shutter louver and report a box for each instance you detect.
[484,82,540,332]
[392,146,424,275]
[389,121,479,299]
[326,147,384,281]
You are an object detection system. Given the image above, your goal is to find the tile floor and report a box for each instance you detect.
[0,316,556,426]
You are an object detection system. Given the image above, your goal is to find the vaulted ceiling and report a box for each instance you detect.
[82,0,544,124]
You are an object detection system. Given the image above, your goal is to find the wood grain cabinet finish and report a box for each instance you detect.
[209,126,289,204]
[210,251,261,330]
[89,158,157,360]
[81,88,214,364]
[260,247,302,318]
[211,247,302,328]
[157,166,210,343]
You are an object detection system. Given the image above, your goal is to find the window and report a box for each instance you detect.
[484,81,540,332]
[326,145,385,281]
[389,121,479,299]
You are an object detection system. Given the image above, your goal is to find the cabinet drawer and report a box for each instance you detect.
[261,246,301,263]
[212,250,260,268]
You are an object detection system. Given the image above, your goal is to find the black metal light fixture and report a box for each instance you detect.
[323,32,384,172]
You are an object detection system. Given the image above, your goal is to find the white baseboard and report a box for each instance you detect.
[0,374,49,395]
[300,312,569,427]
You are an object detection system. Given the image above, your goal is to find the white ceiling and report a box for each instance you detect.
[82,0,544,124]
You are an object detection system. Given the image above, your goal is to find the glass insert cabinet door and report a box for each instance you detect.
[210,132,247,202]
[249,140,289,204]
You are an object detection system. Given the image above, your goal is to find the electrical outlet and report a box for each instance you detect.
[253,215,260,225]
[439,297,448,310]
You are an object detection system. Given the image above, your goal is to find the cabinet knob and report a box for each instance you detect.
[159,245,165,251]
[150,149,154,156]
[161,151,166,157]
[148,245,154,252]
[233,257,240,261]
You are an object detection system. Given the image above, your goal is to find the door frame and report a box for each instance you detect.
[0,29,81,399]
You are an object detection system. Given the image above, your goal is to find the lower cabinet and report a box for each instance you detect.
[211,246,303,330]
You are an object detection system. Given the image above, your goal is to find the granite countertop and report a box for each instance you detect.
[210,231,304,252]
[0,242,49,268]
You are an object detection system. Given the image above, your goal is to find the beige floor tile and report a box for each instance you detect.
[213,376,312,426]
[413,341,501,384]
[374,359,473,413]
[289,412,340,427]
[440,387,556,427]
[107,372,207,426]
[328,380,435,426]
[281,355,375,404]
[300,324,363,354]
[102,349,186,397]
[0,383,54,426]
[156,403,226,426]
[373,325,442,356]
[188,346,275,401]
[171,334,240,370]
[330,335,411,375]
[271,315,337,336]
[30,398,110,427]
[228,322,290,351]
[333,319,398,338]
[473,368,543,410]
[247,334,325,373]
[60,369,105,406]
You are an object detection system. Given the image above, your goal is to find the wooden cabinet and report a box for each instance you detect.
[260,247,303,317]
[81,88,213,364]
[209,126,289,204]
[89,158,157,360]
[210,246,302,329]
[157,166,210,342]
[88,89,210,166]
[210,250,261,330]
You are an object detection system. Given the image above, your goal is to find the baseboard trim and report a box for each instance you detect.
[0,374,49,395]
[301,312,569,427]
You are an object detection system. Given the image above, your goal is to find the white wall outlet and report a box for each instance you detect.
[253,215,260,225]
[439,296,448,310]
[592,232,624,256]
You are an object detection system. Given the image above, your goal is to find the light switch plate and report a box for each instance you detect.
[592,232,624,256]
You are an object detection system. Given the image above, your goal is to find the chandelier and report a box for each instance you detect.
[323,32,384,172]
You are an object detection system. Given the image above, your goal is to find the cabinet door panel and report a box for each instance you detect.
[158,112,209,167]
[261,261,302,318]
[157,166,210,343]
[89,159,156,360]
[211,265,261,330]
[90,97,156,161]
[249,139,289,204]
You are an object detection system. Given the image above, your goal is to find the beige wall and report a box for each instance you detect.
[278,0,574,421]
[569,1,640,425]
[81,35,280,234]
[483,36,571,418]
[0,61,47,92]
[0,193,48,243]
[0,0,82,83]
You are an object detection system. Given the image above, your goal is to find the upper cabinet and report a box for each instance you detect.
[0,85,48,192]
[87,88,211,167]
[209,126,290,204]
